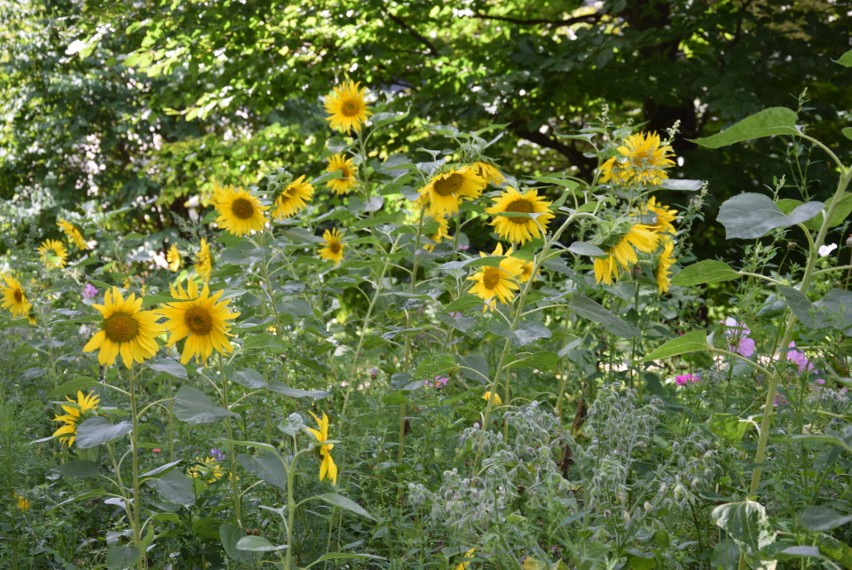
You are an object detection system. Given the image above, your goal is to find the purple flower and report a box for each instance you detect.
[425,375,449,388]
[675,373,700,386]
[723,318,755,357]
[209,448,225,461]
[82,283,98,300]
[786,342,814,374]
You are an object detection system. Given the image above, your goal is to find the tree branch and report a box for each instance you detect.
[380,7,439,57]
[470,11,602,29]
[511,125,596,175]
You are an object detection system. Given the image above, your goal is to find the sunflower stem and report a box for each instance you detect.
[128,364,145,570]
[217,353,242,526]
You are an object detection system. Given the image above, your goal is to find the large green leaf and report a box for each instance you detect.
[238,452,287,490]
[266,383,329,400]
[672,260,740,286]
[236,535,288,552]
[75,417,132,448]
[48,377,100,398]
[717,193,823,239]
[106,544,141,570]
[837,48,852,67]
[569,295,638,338]
[146,470,195,507]
[693,107,799,148]
[220,523,258,563]
[711,500,775,558]
[173,386,238,425]
[317,493,375,520]
[145,357,188,380]
[798,506,852,532]
[54,460,100,479]
[643,330,709,361]
[708,413,752,444]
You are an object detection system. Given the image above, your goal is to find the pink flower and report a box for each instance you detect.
[425,375,449,388]
[786,342,814,374]
[723,318,755,357]
[675,373,700,386]
[82,283,98,300]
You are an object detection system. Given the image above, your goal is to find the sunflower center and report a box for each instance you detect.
[433,173,463,197]
[329,242,342,254]
[185,306,213,335]
[104,313,140,343]
[230,198,255,220]
[341,99,360,117]
[482,267,502,290]
[505,199,534,224]
[339,167,351,179]
[13,289,23,303]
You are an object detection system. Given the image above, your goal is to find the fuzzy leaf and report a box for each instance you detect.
[693,107,799,148]
[643,330,709,361]
[147,470,195,507]
[173,386,238,425]
[317,493,376,520]
[672,260,740,286]
[799,506,852,532]
[718,193,823,239]
[570,295,638,338]
[76,417,132,448]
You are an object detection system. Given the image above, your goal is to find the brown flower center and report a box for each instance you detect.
[13,289,23,303]
[339,166,352,180]
[504,199,534,224]
[433,173,463,197]
[104,313,139,343]
[329,242,342,254]
[341,99,360,117]
[230,198,255,220]
[185,306,213,335]
[482,267,502,290]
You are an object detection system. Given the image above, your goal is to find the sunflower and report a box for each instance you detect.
[640,196,678,235]
[467,243,526,310]
[455,548,476,570]
[189,456,225,484]
[593,223,659,286]
[1,275,31,318]
[419,166,486,216]
[423,215,450,252]
[599,131,675,187]
[326,154,358,195]
[324,80,372,134]
[212,184,268,236]
[306,412,338,485]
[159,279,239,365]
[482,391,502,406]
[57,219,88,250]
[52,390,100,447]
[195,238,212,282]
[318,228,345,265]
[517,257,536,283]
[472,161,505,186]
[83,287,163,368]
[656,236,676,294]
[166,244,181,272]
[272,175,314,220]
[486,187,555,245]
[38,239,68,269]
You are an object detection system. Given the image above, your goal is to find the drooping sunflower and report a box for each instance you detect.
[324,80,371,134]
[318,228,345,265]
[306,412,338,485]
[593,223,659,286]
[212,184,268,236]
[159,279,239,365]
[1,274,31,318]
[38,239,68,269]
[326,154,358,195]
[423,215,450,252]
[517,257,536,284]
[57,219,88,250]
[472,161,505,186]
[167,244,181,272]
[419,166,486,216]
[640,196,678,235]
[655,236,676,294]
[272,175,314,220]
[599,131,675,187]
[467,243,526,310]
[195,238,212,282]
[486,187,555,245]
[52,390,100,447]
[83,287,163,368]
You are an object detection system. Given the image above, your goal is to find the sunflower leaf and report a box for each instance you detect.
[316,493,376,520]
[643,330,710,361]
[717,193,823,239]
[75,417,133,448]
[672,260,741,286]
[692,107,799,148]
[173,386,238,425]
[569,295,639,338]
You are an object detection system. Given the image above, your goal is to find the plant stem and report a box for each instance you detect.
[128,365,145,570]
[217,353,242,526]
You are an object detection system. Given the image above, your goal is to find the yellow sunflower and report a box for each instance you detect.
[455,548,476,570]
[38,239,68,269]
[318,228,345,265]
[52,390,100,447]
[472,161,505,186]
[423,215,450,252]
[83,287,163,368]
[517,257,536,284]
[656,236,676,294]
[1,275,31,318]
[640,196,678,235]
[212,184,268,236]
[159,279,239,365]
[467,243,526,310]
[593,223,659,286]
[419,166,486,216]
[306,411,338,485]
[324,80,372,134]
[272,175,314,220]
[195,238,212,282]
[16,495,29,511]
[599,131,675,187]
[482,391,502,406]
[167,244,181,272]
[486,187,555,245]
[326,154,358,195]
[57,219,88,250]
[189,456,225,484]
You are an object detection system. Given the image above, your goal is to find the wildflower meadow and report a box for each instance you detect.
[1,3,850,569]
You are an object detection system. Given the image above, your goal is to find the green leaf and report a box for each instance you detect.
[842,128,852,141]
[505,351,560,372]
[145,357,188,380]
[443,294,488,312]
[49,377,100,399]
[439,256,502,271]
[76,417,133,448]
[236,535,288,552]
[791,425,852,453]
[569,295,638,338]
[804,192,852,230]
[672,260,740,286]
[139,459,182,480]
[776,285,832,329]
[243,334,286,351]
[316,553,386,562]
[231,368,267,389]
[708,413,752,444]
[173,386,238,425]
[836,48,852,67]
[798,506,852,532]
[643,330,709,361]
[266,383,329,400]
[237,452,287,490]
[717,193,823,239]
[106,544,141,570]
[568,241,605,257]
[414,354,456,379]
[514,321,552,347]
[693,107,799,148]
[147,470,195,507]
[711,500,775,558]
[660,179,704,191]
[54,460,100,479]
[317,493,376,520]
[49,488,108,510]
[220,523,258,563]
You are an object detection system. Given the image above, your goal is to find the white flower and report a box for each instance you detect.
[818,243,837,257]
